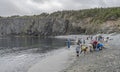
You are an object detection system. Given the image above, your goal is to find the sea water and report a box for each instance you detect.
[0,36,66,72]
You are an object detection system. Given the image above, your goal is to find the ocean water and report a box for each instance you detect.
[0,36,66,72]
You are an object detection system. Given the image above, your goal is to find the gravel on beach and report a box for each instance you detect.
[61,35,120,72]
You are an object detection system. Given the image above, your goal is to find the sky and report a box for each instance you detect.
[0,0,120,17]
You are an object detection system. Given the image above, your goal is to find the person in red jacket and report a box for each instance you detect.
[91,40,98,50]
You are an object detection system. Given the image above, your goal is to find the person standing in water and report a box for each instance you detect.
[67,39,71,48]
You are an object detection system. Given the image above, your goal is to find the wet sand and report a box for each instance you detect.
[28,47,76,72]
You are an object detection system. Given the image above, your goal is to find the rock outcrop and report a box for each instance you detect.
[0,16,119,37]
[1,7,120,36]
[0,17,75,36]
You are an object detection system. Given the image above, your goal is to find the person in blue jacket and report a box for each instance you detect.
[97,43,104,50]
[67,39,71,48]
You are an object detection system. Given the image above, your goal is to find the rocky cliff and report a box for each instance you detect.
[0,15,119,37]
[0,17,75,36]
[0,7,120,37]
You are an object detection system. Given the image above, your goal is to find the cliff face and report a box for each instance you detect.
[0,16,119,37]
[0,17,75,36]
[1,7,120,36]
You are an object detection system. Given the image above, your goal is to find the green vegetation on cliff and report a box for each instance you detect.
[48,7,120,24]
[6,7,120,25]
[47,7,120,34]
[9,7,120,24]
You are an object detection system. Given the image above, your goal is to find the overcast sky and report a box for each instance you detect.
[0,0,120,17]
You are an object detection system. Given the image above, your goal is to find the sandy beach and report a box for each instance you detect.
[28,34,120,72]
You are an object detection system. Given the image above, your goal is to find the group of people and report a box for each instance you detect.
[66,35,110,57]
[75,35,109,57]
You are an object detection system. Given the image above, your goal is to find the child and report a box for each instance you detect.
[80,44,88,54]
[76,42,80,57]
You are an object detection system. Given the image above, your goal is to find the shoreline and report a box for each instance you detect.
[28,34,120,72]
[61,34,120,72]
